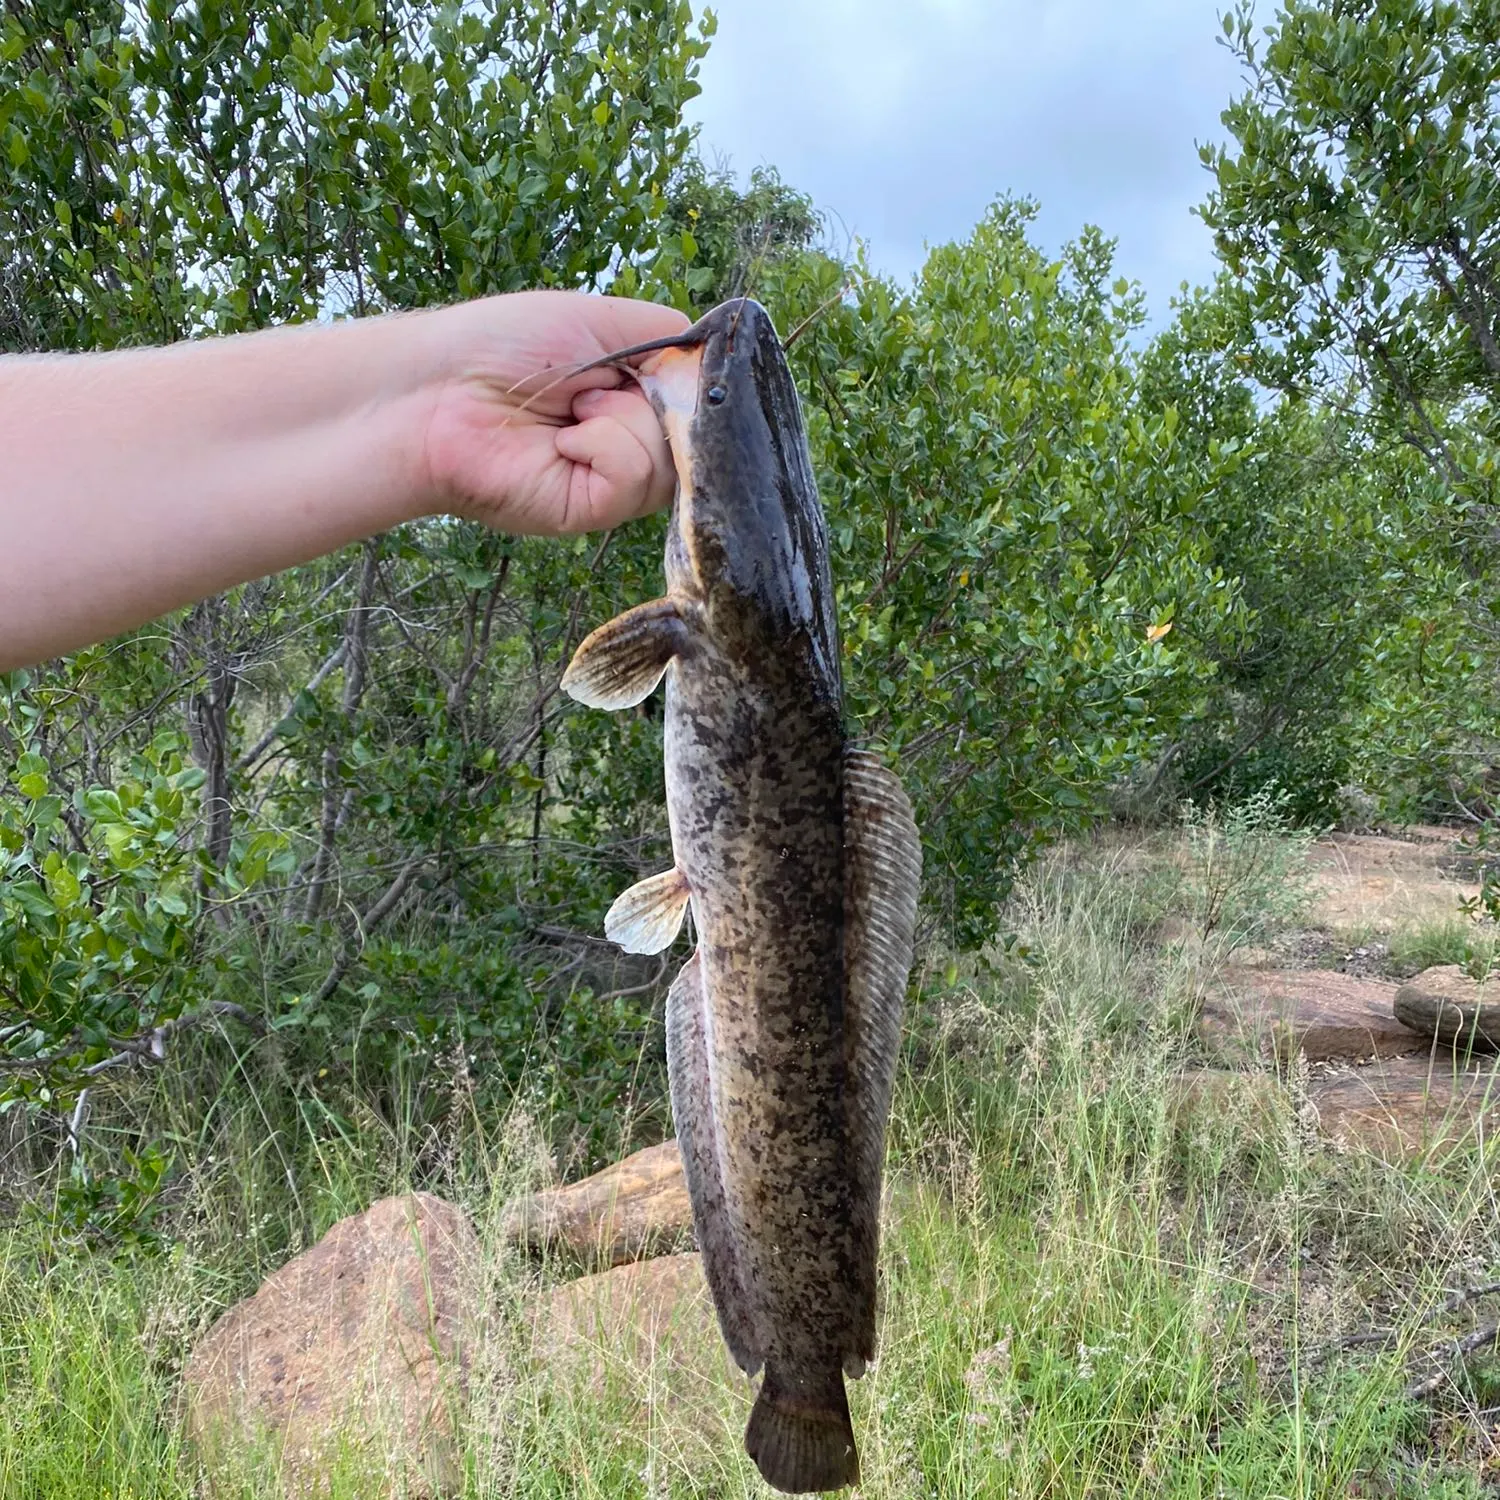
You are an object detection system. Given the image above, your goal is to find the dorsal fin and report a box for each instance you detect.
[841,748,921,1372]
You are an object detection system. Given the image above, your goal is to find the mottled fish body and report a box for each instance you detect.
[562,298,921,1494]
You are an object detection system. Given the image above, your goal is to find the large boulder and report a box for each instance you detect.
[501,1139,693,1269]
[1200,968,1421,1064]
[1394,965,1500,1052]
[1309,1056,1500,1160]
[183,1192,482,1497]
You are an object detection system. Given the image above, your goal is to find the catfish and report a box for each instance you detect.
[561,297,921,1493]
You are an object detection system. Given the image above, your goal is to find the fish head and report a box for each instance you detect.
[634,298,839,685]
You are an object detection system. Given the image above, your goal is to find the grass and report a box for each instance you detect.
[3,815,1500,1497]
[1389,917,1499,981]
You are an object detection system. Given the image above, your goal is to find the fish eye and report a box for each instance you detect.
[706,383,727,405]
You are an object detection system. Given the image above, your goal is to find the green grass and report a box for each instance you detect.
[1389,917,1498,981]
[3,821,1499,1497]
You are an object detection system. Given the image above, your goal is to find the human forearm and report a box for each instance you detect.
[0,291,685,673]
[0,313,440,672]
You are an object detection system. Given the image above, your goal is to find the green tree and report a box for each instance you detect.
[1199,0,1500,818]
[0,0,709,1193]
[758,203,1244,943]
[1202,0,1500,498]
[1135,282,1483,818]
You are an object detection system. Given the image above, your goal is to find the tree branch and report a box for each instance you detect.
[237,641,346,773]
[307,852,425,1009]
[303,538,381,921]
[0,1001,266,1077]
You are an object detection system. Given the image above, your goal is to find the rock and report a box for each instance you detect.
[501,1139,692,1269]
[537,1252,742,1459]
[1394,965,1500,1052]
[1309,1056,1500,1160]
[183,1193,481,1497]
[1199,968,1421,1064]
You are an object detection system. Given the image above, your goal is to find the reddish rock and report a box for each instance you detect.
[1394,965,1500,1051]
[501,1139,692,1269]
[1309,1056,1500,1160]
[1199,968,1422,1064]
[183,1193,481,1497]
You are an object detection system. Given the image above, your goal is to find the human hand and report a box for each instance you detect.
[416,290,690,534]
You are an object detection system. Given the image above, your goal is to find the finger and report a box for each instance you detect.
[554,390,676,531]
[581,295,692,359]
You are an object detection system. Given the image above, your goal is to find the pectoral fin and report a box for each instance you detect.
[604,866,691,954]
[561,597,690,710]
[842,748,922,1373]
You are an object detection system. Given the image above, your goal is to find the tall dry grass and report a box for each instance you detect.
[3,816,1499,1497]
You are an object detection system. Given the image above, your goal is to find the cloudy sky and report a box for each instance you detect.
[684,0,1251,325]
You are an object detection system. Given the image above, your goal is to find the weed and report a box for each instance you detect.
[1389,918,1498,981]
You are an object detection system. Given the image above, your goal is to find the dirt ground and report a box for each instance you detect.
[1306,824,1483,935]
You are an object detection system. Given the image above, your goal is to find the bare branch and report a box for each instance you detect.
[237,641,346,773]
[587,955,671,1004]
[307,853,425,1009]
[1406,1323,1500,1401]
[0,1001,266,1078]
[303,539,381,922]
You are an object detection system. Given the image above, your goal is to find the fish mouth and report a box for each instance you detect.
[572,295,770,377]
[636,343,703,482]
[575,297,777,490]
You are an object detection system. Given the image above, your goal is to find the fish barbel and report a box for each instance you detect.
[561,296,921,1493]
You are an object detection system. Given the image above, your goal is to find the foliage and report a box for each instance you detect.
[1174,788,1318,945]
[1198,0,1500,833]
[4,831,1499,1497]
[1203,0,1500,497]
[2,0,1496,1233]
[0,0,709,1209]
[0,0,709,344]
[0,668,283,1110]
[1138,280,1491,821]
[623,157,826,313]
[1388,914,1497,978]
[773,203,1244,944]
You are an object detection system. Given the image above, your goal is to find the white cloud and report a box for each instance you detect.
[685,0,1248,321]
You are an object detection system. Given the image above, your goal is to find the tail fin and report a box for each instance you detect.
[744,1361,858,1494]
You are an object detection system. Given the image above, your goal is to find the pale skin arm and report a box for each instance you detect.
[0,291,690,674]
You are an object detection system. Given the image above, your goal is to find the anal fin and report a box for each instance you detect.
[666,950,761,1374]
[604,866,690,955]
[561,597,689,710]
[842,748,922,1372]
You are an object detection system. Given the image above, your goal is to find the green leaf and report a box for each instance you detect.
[46,864,82,909]
[32,795,63,828]
[83,789,124,820]
[8,881,54,921]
